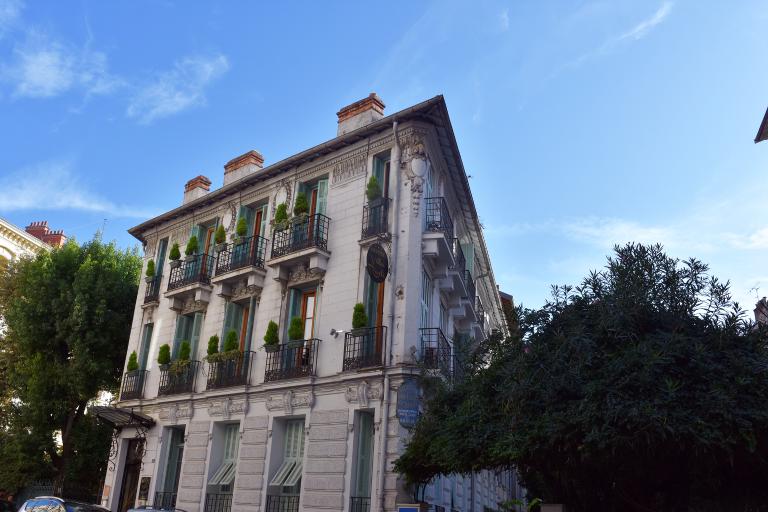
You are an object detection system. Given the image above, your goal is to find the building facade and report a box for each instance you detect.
[101,94,512,512]
[0,217,50,266]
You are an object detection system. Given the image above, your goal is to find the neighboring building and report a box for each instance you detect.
[0,217,49,266]
[24,220,68,247]
[754,297,768,325]
[756,106,768,143]
[98,94,511,512]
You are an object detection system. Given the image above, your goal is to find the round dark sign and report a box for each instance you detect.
[397,379,420,428]
[366,243,388,283]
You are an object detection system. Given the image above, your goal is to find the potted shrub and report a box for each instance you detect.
[286,316,305,348]
[263,320,280,352]
[127,351,139,372]
[366,175,382,205]
[234,216,248,244]
[168,243,182,269]
[293,192,309,223]
[273,203,289,231]
[222,330,240,359]
[214,225,227,253]
[352,303,368,335]
[184,236,199,262]
[157,344,171,368]
[170,340,192,375]
[145,260,155,283]
[206,334,221,363]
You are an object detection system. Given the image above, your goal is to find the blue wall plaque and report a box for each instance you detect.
[396,379,420,428]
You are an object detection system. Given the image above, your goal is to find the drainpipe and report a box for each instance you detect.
[377,120,401,512]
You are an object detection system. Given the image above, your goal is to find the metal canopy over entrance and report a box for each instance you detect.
[91,406,155,429]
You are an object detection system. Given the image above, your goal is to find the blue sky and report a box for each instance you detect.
[1,0,768,311]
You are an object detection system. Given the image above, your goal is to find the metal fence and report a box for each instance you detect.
[153,491,177,510]
[144,276,161,303]
[420,327,453,381]
[204,493,232,512]
[120,370,147,400]
[271,213,330,258]
[350,497,371,512]
[343,326,386,371]
[215,236,267,275]
[425,197,453,241]
[264,339,320,382]
[206,351,254,389]
[265,495,300,512]
[158,361,199,395]
[168,254,215,291]
[361,198,390,238]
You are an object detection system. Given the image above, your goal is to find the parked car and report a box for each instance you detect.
[127,507,187,512]
[17,497,108,512]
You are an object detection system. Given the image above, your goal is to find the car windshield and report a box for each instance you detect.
[63,502,104,512]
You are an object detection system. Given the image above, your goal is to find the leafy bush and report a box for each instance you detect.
[214,225,226,244]
[293,192,309,216]
[145,259,155,278]
[223,330,239,352]
[207,335,219,355]
[178,340,191,361]
[157,344,171,365]
[169,243,181,261]
[236,216,248,237]
[352,303,368,329]
[264,320,280,346]
[185,236,199,256]
[274,203,289,226]
[288,316,304,341]
[126,351,139,372]
[366,175,382,201]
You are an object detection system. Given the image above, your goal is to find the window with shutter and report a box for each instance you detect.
[269,420,305,491]
[208,423,240,489]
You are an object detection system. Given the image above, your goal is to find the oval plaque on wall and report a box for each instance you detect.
[366,243,388,283]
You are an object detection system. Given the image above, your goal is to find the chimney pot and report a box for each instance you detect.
[183,175,212,204]
[223,150,264,186]
[336,93,385,136]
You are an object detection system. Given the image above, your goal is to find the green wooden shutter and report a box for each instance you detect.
[172,315,189,359]
[190,225,203,254]
[221,303,235,345]
[139,323,153,370]
[285,290,300,341]
[316,179,328,216]
[190,313,203,359]
[460,242,474,274]
[238,205,256,237]
[155,239,168,277]
[355,412,374,497]
[259,204,269,238]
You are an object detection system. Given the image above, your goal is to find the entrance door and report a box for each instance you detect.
[117,439,144,512]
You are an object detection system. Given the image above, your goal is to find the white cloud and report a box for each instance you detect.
[3,30,123,98]
[499,8,510,32]
[617,2,673,42]
[0,0,22,37]
[0,160,157,218]
[126,54,229,124]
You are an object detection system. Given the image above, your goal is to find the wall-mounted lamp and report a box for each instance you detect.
[330,328,346,338]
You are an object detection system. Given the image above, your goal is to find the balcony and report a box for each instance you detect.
[423,197,454,266]
[343,326,386,371]
[268,214,331,281]
[153,492,177,510]
[350,497,371,512]
[212,236,268,296]
[204,493,232,512]
[206,351,254,390]
[443,239,467,296]
[420,328,453,381]
[265,496,299,512]
[144,276,161,305]
[158,361,200,396]
[165,254,214,310]
[120,370,147,400]
[361,198,390,240]
[473,296,486,340]
[264,339,320,382]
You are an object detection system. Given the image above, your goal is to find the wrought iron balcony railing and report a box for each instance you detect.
[265,495,299,512]
[420,327,452,381]
[153,491,177,510]
[350,497,371,512]
[425,197,453,241]
[264,339,320,382]
[476,296,485,328]
[464,269,476,301]
[361,198,390,239]
[204,493,232,512]
[158,360,199,396]
[120,370,147,400]
[343,326,386,371]
[167,254,215,291]
[450,238,465,271]
[215,236,267,276]
[271,213,330,259]
[144,276,161,303]
[206,351,254,390]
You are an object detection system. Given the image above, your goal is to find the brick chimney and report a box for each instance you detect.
[224,150,264,186]
[25,221,68,247]
[183,175,212,205]
[337,93,385,136]
[755,297,768,325]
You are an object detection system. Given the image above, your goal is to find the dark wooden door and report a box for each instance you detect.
[117,439,144,512]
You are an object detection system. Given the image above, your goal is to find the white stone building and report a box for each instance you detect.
[100,94,515,512]
[0,217,48,266]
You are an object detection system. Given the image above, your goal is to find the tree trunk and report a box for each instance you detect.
[53,400,87,496]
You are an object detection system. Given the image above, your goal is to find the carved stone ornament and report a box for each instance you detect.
[344,380,383,407]
[271,179,293,224]
[224,201,237,234]
[400,132,429,217]
[181,299,207,315]
[287,265,326,286]
[331,153,367,188]
[209,397,247,419]
[231,282,262,303]
[159,402,193,425]
[265,390,315,414]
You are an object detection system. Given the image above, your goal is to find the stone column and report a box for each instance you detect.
[232,416,269,512]
[302,409,350,511]
[176,421,211,512]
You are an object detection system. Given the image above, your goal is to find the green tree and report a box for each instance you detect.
[0,238,141,496]
[395,244,768,512]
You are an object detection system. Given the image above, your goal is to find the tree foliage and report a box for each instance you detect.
[395,244,768,512]
[0,238,141,496]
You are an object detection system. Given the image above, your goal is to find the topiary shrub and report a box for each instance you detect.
[288,316,304,341]
[236,216,248,237]
[169,243,181,261]
[178,340,191,361]
[352,302,368,330]
[207,335,220,355]
[214,225,226,245]
[185,236,199,256]
[366,175,382,201]
[223,330,239,352]
[264,320,279,346]
[274,203,289,228]
[145,259,155,278]
[127,351,139,372]
[157,344,171,365]
[293,192,309,216]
